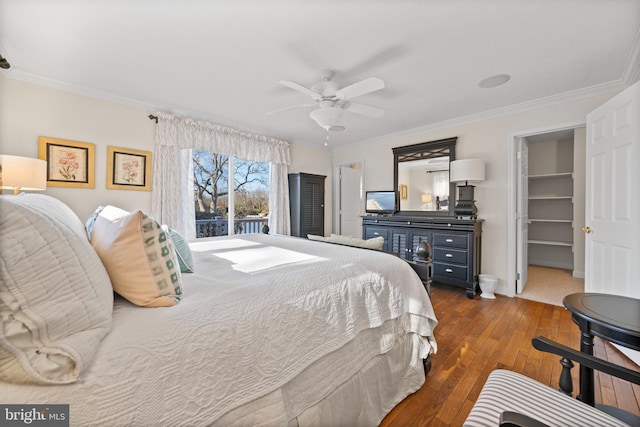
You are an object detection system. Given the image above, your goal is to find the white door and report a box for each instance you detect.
[339,166,362,237]
[585,81,640,298]
[516,137,529,293]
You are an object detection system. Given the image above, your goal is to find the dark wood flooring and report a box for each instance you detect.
[380,283,640,426]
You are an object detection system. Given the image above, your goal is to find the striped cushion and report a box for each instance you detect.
[463,370,629,427]
[90,206,182,307]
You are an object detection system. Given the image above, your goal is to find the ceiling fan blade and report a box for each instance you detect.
[335,77,385,100]
[343,102,385,118]
[279,80,322,100]
[266,103,316,116]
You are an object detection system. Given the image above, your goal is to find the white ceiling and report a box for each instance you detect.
[1,0,639,147]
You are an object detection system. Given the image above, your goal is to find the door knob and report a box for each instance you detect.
[581,226,592,234]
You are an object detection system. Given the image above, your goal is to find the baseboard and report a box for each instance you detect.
[572,270,585,278]
[529,260,573,270]
[495,283,509,298]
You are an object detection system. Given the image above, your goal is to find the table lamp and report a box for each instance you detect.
[449,159,485,218]
[421,193,432,209]
[0,154,47,195]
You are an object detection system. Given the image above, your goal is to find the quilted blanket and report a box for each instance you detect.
[1,234,438,426]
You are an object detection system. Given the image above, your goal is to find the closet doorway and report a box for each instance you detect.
[513,126,586,305]
[335,161,363,238]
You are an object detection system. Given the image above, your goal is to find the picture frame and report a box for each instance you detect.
[400,184,408,200]
[38,136,95,188]
[106,146,151,191]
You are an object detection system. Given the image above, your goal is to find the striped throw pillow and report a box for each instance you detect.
[90,206,182,307]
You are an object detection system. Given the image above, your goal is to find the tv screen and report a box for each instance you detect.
[365,191,396,214]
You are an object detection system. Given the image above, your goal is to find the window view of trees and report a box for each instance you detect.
[193,150,269,237]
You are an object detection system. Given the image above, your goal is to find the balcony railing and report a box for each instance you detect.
[196,217,268,238]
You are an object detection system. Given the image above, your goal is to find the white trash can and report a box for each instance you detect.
[478,274,498,299]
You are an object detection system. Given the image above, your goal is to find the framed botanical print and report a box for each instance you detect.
[106,146,152,191]
[38,136,95,188]
[400,184,408,200]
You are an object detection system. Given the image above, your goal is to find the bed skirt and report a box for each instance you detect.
[213,328,429,426]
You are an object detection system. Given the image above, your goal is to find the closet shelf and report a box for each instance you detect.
[528,239,573,247]
[528,172,573,179]
[528,195,573,200]
[529,218,573,224]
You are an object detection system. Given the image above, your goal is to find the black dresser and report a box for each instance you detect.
[362,215,482,298]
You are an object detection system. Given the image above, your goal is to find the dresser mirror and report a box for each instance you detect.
[392,137,457,216]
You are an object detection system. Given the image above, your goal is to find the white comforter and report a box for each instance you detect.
[2,234,438,426]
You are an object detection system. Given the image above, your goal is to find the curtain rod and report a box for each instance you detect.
[148,114,158,123]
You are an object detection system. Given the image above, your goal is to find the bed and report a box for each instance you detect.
[0,194,438,426]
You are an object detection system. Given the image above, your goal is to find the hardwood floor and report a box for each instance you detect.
[380,283,640,426]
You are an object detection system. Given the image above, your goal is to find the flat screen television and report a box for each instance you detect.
[365,191,397,215]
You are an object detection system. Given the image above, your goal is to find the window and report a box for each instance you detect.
[193,150,269,237]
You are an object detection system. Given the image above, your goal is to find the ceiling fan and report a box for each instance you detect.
[268,70,385,132]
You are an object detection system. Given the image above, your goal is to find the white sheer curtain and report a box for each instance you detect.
[431,171,449,200]
[152,112,291,239]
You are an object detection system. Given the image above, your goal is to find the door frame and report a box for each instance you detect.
[506,119,585,297]
[333,159,365,235]
[515,136,528,294]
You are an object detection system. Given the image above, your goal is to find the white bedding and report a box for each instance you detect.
[2,234,437,426]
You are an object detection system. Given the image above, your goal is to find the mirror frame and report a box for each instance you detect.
[392,137,457,217]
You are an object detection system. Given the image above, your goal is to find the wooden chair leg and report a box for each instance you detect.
[558,357,574,396]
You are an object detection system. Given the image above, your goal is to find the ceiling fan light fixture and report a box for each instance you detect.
[310,107,345,131]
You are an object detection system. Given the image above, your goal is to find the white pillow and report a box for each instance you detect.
[307,234,384,250]
[329,234,384,250]
[307,234,331,242]
[90,206,182,307]
[0,194,113,384]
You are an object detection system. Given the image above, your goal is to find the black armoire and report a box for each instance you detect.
[288,173,326,237]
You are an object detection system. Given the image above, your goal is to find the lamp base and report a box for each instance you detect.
[454,185,478,217]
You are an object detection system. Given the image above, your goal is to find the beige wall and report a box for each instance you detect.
[0,75,617,288]
[331,92,616,296]
[0,76,333,233]
[1,77,155,221]
[288,141,334,235]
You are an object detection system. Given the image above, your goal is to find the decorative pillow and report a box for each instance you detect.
[0,194,113,385]
[307,234,330,242]
[85,205,106,238]
[330,234,385,250]
[307,234,384,250]
[363,236,385,250]
[162,225,194,273]
[90,206,182,307]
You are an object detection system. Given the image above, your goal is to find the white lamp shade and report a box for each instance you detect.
[449,159,485,184]
[309,107,345,131]
[0,154,47,193]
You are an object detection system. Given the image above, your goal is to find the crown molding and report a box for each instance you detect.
[4,69,286,141]
[344,79,627,150]
[5,67,629,152]
[6,69,162,112]
[622,30,640,85]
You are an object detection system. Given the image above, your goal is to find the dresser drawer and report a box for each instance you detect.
[364,226,387,240]
[433,262,468,281]
[433,233,468,249]
[433,247,467,265]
